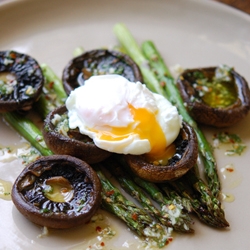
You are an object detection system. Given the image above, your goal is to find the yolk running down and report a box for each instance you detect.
[96,104,176,164]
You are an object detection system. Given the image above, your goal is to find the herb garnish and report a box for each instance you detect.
[213,132,246,156]
[191,65,238,108]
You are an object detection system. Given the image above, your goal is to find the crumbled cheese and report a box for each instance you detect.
[25,85,35,96]
[37,226,49,238]
[52,113,69,137]
[213,138,220,148]
[51,114,62,126]
[161,199,187,227]
[170,64,184,79]
[3,58,14,65]
[20,148,41,165]
[142,222,173,248]
[0,73,18,95]
[215,64,232,82]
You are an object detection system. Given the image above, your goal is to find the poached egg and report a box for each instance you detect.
[66,74,182,164]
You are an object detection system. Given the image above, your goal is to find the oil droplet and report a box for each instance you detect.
[69,211,117,250]
[220,164,242,189]
[43,176,74,202]
[0,179,12,200]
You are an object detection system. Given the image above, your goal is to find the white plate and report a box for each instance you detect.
[0,0,250,249]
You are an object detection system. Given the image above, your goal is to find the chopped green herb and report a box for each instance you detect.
[20,148,41,165]
[40,208,51,214]
[215,65,233,82]
[52,113,69,136]
[76,197,88,212]
[225,144,246,156]
[193,70,205,79]
[213,132,246,156]
[191,65,237,108]
[216,132,242,144]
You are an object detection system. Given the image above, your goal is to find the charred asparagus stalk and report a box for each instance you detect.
[3,112,52,156]
[94,164,172,248]
[141,40,220,198]
[183,170,229,227]
[166,172,229,228]
[34,64,67,118]
[103,156,194,233]
[113,156,194,233]
[113,22,220,198]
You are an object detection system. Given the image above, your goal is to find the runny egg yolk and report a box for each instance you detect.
[93,104,176,165]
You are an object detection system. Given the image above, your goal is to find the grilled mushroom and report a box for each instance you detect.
[124,122,198,182]
[11,155,102,229]
[0,50,44,112]
[62,49,143,95]
[177,66,250,127]
[43,105,111,164]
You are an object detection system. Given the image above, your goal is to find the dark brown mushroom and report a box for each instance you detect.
[11,155,102,229]
[62,49,143,95]
[177,66,250,127]
[124,122,198,182]
[0,50,44,112]
[43,105,111,164]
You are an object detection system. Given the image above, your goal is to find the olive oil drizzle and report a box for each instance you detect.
[190,65,238,108]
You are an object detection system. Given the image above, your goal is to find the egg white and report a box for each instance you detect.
[66,74,182,155]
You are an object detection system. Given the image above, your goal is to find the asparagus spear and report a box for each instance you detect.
[183,170,229,227]
[103,156,194,233]
[34,64,67,119]
[167,173,229,228]
[94,164,172,248]
[40,64,67,101]
[113,23,220,198]
[113,23,167,99]
[2,112,52,156]
[114,156,194,233]
[141,40,220,198]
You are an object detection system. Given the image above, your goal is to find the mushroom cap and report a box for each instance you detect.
[0,50,44,112]
[62,49,143,95]
[177,67,250,128]
[124,122,198,182]
[43,105,111,164]
[11,155,102,229]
